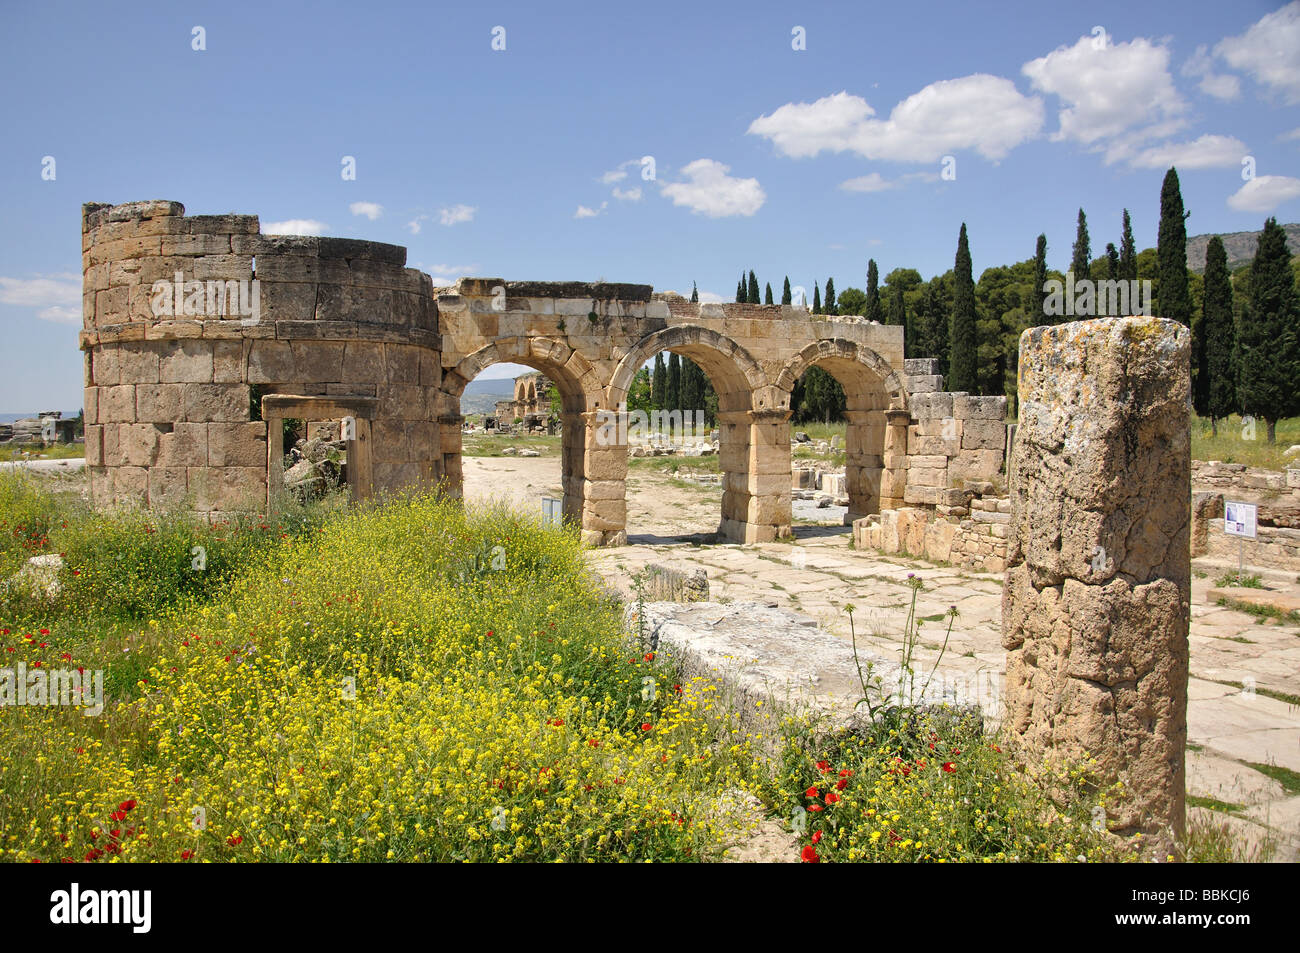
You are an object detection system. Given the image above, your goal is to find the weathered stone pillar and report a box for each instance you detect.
[1002,317,1190,857]
[579,409,627,546]
[879,408,910,510]
[844,409,885,523]
[745,409,793,542]
[716,410,752,543]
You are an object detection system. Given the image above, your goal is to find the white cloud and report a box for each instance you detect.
[439,204,476,226]
[262,220,328,236]
[1023,34,1186,147]
[611,186,642,201]
[406,216,429,235]
[348,201,383,221]
[748,78,1042,164]
[1128,134,1248,170]
[1181,44,1241,101]
[0,273,82,325]
[696,291,725,303]
[1280,127,1300,142]
[1215,2,1300,104]
[574,202,607,219]
[840,173,896,193]
[1227,175,1300,213]
[659,159,766,217]
[839,170,939,192]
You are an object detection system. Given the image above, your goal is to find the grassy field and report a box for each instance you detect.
[0,473,1210,863]
[1190,415,1300,470]
[0,442,86,461]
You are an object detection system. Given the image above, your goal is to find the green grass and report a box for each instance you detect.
[1,443,86,461]
[1216,571,1263,588]
[461,432,561,457]
[1245,762,1300,794]
[1215,596,1300,626]
[1187,794,1244,814]
[1192,414,1300,470]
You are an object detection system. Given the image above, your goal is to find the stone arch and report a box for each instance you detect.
[777,338,909,522]
[604,326,782,543]
[437,336,602,526]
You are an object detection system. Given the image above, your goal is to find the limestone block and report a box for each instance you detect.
[101,384,136,423]
[157,423,208,468]
[148,467,189,506]
[83,425,103,466]
[120,423,161,467]
[159,340,214,383]
[906,454,948,470]
[907,466,946,488]
[948,449,1003,483]
[207,422,267,468]
[903,485,938,505]
[952,394,1006,421]
[961,419,1007,451]
[135,383,184,422]
[247,341,297,383]
[184,384,249,422]
[118,344,160,384]
[213,340,245,383]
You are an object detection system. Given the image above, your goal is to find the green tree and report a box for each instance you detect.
[1200,235,1235,434]
[681,356,703,414]
[782,276,792,305]
[1239,217,1300,444]
[627,367,653,415]
[836,286,866,316]
[1033,234,1049,326]
[735,275,745,303]
[747,270,760,304]
[824,277,837,315]
[865,259,882,323]
[949,224,978,393]
[888,282,905,328]
[1105,242,1120,280]
[812,282,821,314]
[651,353,667,409]
[1071,208,1091,284]
[690,281,698,303]
[1157,168,1192,327]
[667,352,682,417]
[764,282,773,305]
[1119,209,1137,281]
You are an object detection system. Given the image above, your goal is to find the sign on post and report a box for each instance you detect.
[1223,500,1257,575]
[541,496,562,527]
[1223,500,1257,539]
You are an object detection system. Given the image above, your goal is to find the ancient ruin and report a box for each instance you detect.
[1002,317,1191,854]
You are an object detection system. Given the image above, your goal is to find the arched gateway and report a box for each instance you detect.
[80,200,911,545]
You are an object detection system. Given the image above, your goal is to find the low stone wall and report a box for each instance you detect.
[853,499,1010,573]
[903,391,1008,505]
[1190,461,1300,570]
[638,564,709,602]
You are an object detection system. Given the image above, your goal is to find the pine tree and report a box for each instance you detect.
[1106,243,1120,281]
[690,281,698,303]
[1071,209,1091,283]
[1033,234,1049,326]
[681,357,702,415]
[1201,235,1235,435]
[949,224,978,393]
[764,282,773,305]
[666,352,682,421]
[651,353,667,410]
[747,270,760,304]
[865,259,882,322]
[782,276,792,305]
[812,282,821,314]
[1158,168,1192,327]
[735,276,745,303]
[824,277,837,315]
[1119,209,1137,281]
[1239,217,1300,444]
[888,282,905,328]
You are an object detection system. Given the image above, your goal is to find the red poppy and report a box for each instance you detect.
[180,849,194,860]
[815,760,830,773]
[835,778,848,791]
[587,739,600,748]
[643,652,655,662]
[805,786,819,798]
[118,800,137,812]
[641,723,652,731]
[807,804,824,813]
[942,762,956,773]
[825,792,840,805]
[226,835,243,847]
[110,810,127,822]
[547,718,564,727]
[800,845,820,863]
[811,830,822,844]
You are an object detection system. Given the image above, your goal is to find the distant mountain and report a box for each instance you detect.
[461,377,517,415]
[1187,223,1300,272]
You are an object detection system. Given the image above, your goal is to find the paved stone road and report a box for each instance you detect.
[589,529,1300,860]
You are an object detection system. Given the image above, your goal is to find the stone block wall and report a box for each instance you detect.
[81,200,441,511]
[902,391,1009,506]
[1191,461,1300,569]
[853,497,1010,574]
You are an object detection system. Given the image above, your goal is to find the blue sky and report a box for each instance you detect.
[2,0,1298,410]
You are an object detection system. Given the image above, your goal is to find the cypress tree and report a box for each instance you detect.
[1071,209,1091,283]
[651,353,667,410]
[1105,243,1120,281]
[1201,235,1235,435]
[690,281,698,303]
[1239,217,1300,444]
[812,282,821,314]
[764,282,773,305]
[681,357,702,415]
[825,277,837,315]
[888,282,905,328]
[1119,209,1137,281]
[1158,168,1192,327]
[949,224,978,393]
[666,352,682,418]
[782,276,792,305]
[1033,234,1049,325]
[865,259,882,322]
[747,270,760,304]
[735,276,745,303]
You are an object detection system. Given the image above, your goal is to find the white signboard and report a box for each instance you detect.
[541,496,562,527]
[1224,500,1257,539]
